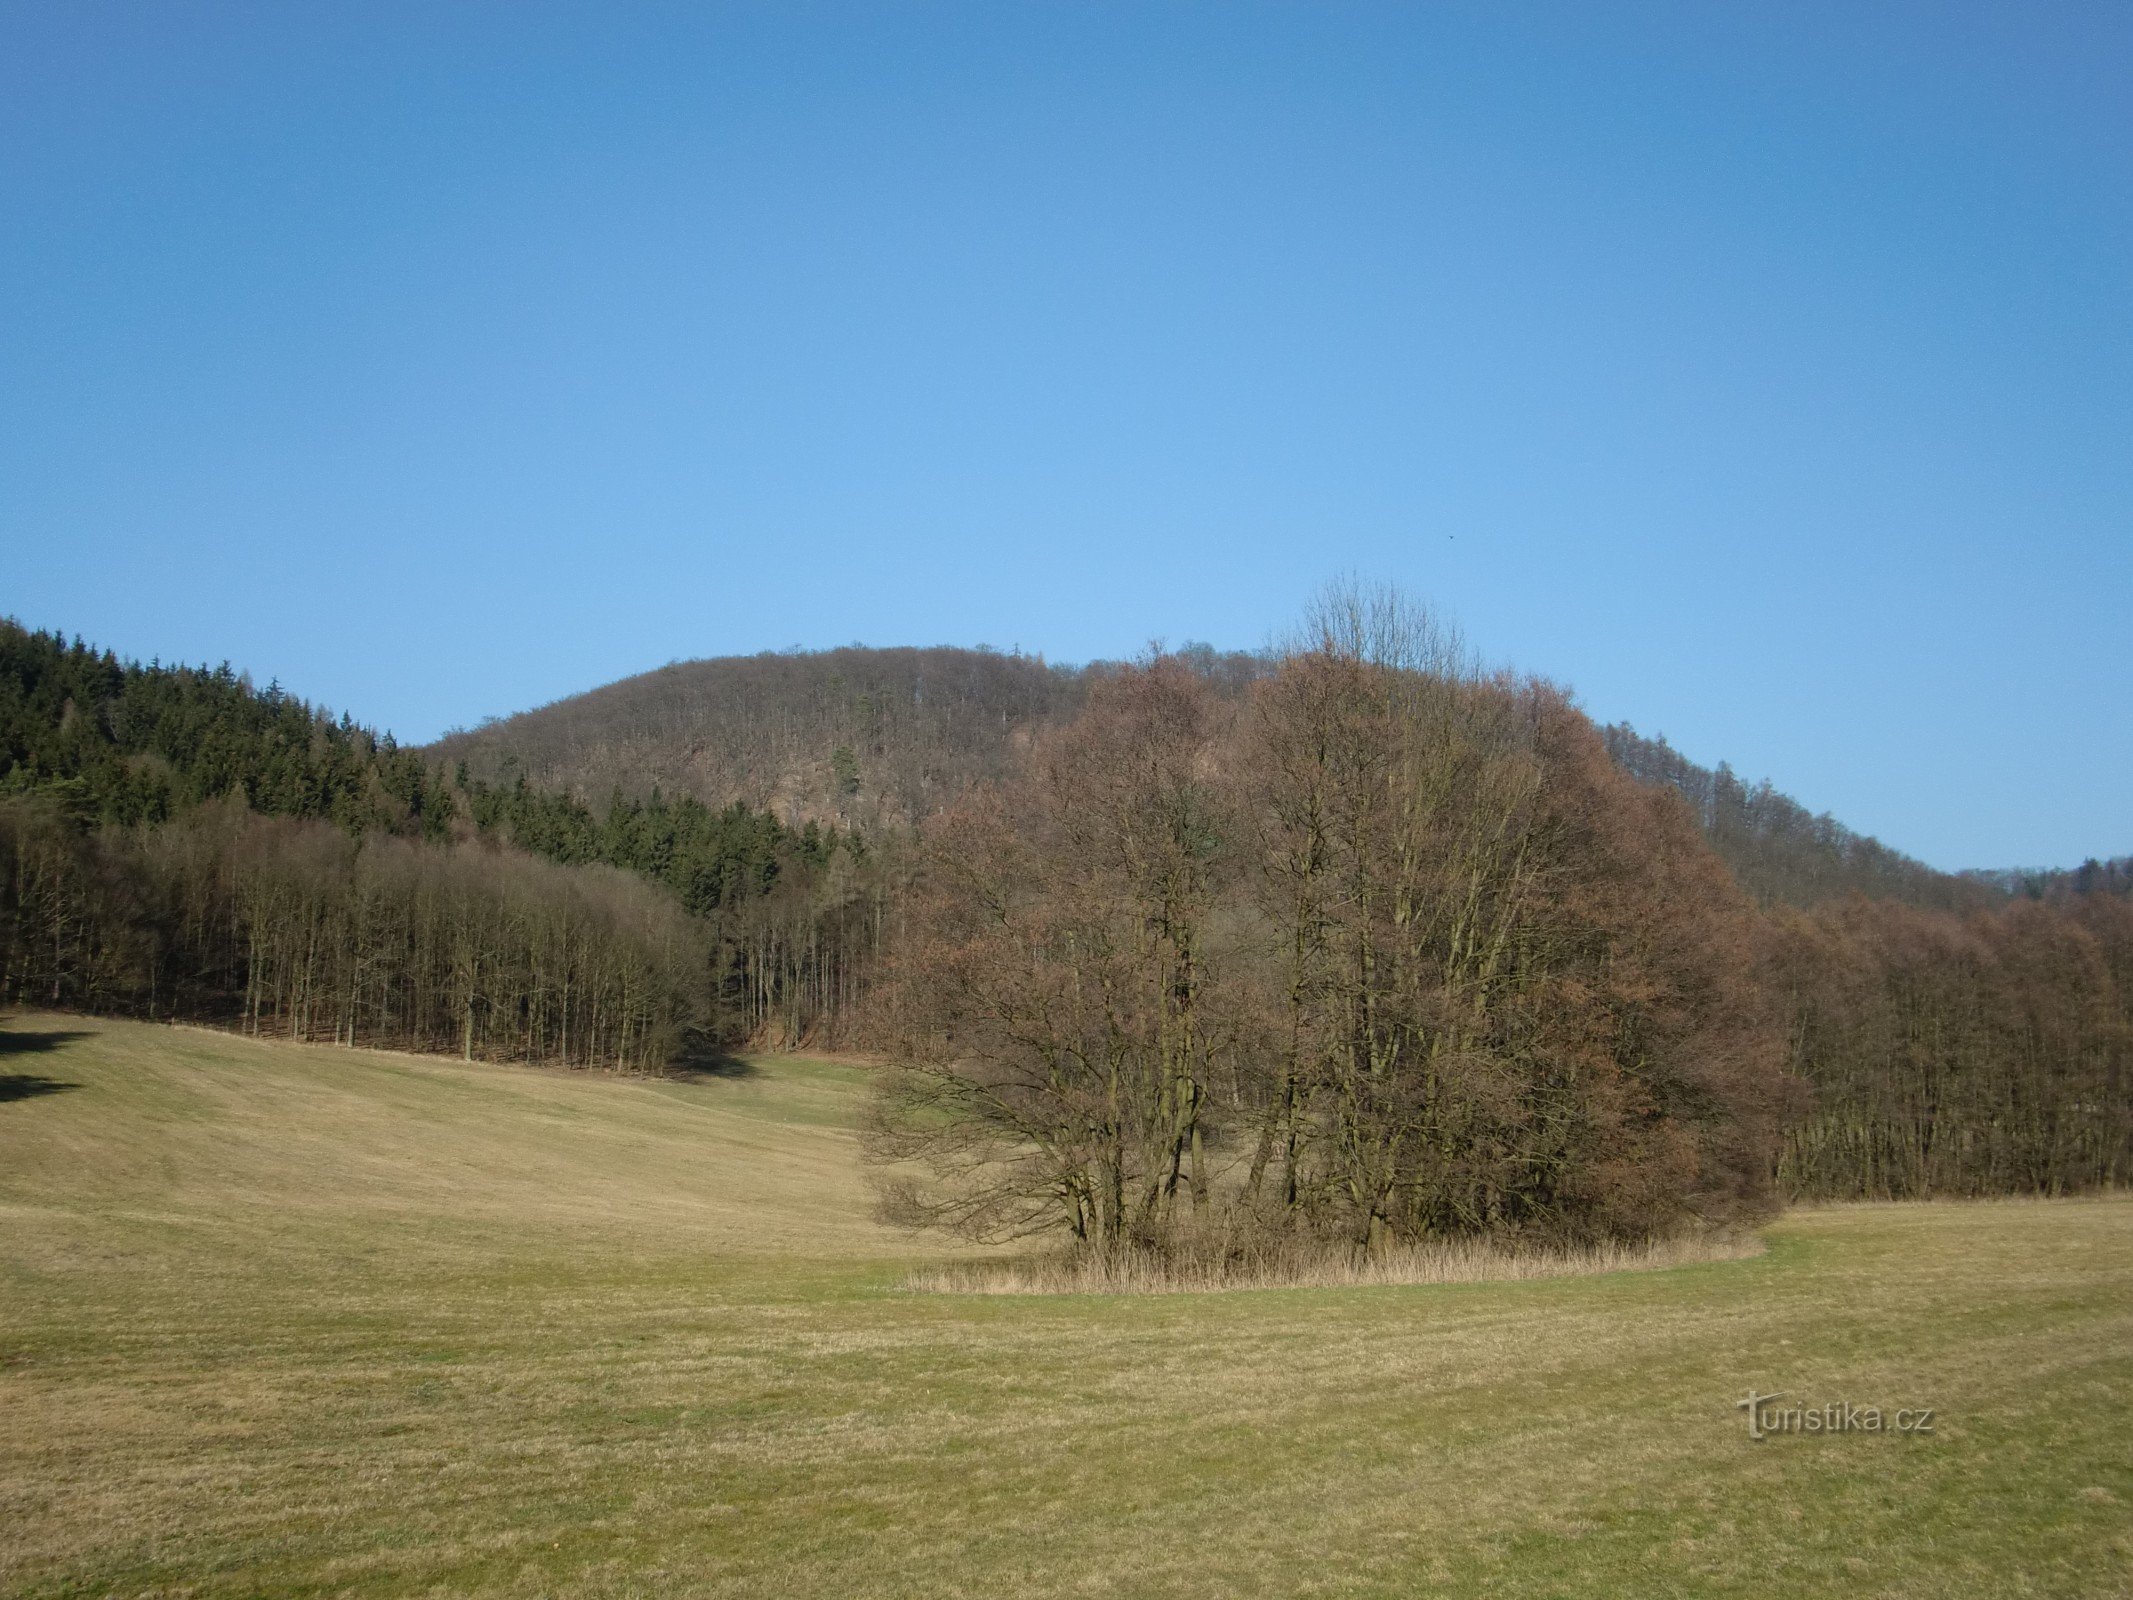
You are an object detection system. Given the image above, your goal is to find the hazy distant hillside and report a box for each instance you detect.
[1601,724,1991,911]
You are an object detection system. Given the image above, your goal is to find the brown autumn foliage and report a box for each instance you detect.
[868,592,1795,1257]
[1771,890,2132,1198]
[864,658,1252,1245]
[431,645,1094,833]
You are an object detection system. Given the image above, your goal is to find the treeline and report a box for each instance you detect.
[1598,723,2132,1199]
[459,775,894,1044]
[870,594,1790,1257]
[1,798,702,1070]
[1,621,451,834]
[1772,893,2133,1198]
[1963,856,2133,902]
[1601,723,1988,911]
[0,619,880,1053]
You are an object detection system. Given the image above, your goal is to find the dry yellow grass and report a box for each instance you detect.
[3,1011,2130,1598]
[907,1229,1764,1294]
[0,1012,904,1264]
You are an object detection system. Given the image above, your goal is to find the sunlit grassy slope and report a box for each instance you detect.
[2,1013,2128,1598]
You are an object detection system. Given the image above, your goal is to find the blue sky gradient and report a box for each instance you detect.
[3,2,2126,869]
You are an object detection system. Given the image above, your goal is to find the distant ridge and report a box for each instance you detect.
[1600,723,1993,912]
[428,645,1082,829]
[429,642,2019,912]
[426,643,1266,831]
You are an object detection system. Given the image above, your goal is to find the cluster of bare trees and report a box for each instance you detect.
[1771,892,2133,1197]
[868,591,1789,1258]
[1,797,703,1071]
[709,837,900,1046]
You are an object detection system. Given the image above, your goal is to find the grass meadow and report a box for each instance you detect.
[2,1013,2128,1598]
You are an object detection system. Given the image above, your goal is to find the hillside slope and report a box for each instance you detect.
[427,643,1275,830]
[429,645,1093,830]
[0,1013,903,1263]
[1600,723,1992,911]
[434,643,1996,909]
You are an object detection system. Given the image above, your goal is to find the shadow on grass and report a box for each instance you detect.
[0,1026,92,1058]
[0,1026,90,1099]
[663,1036,759,1081]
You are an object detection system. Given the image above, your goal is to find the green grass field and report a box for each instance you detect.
[2,1014,2128,1598]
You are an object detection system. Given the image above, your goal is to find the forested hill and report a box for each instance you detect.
[1,619,872,1060]
[435,641,2009,911]
[1600,723,1993,911]
[1602,728,2131,911]
[0,620,452,834]
[427,644,1268,830]
[13,611,2100,927]
[428,646,1082,829]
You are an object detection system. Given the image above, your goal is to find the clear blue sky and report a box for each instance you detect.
[4,3,2126,871]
